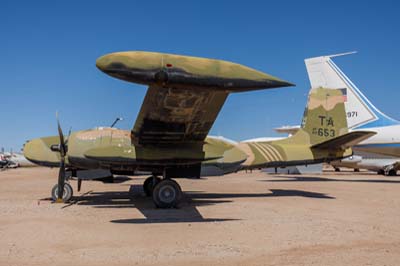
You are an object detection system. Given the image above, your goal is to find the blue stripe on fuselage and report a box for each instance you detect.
[356,118,400,128]
[356,143,400,148]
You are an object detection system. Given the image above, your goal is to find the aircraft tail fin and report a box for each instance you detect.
[295,87,349,146]
[305,53,399,129]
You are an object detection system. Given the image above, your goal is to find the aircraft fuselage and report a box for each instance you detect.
[23,127,247,177]
[353,124,400,157]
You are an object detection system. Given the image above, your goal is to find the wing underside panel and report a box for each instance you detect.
[132,86,228,145]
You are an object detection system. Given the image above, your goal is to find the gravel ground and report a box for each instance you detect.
[1,167,400,266]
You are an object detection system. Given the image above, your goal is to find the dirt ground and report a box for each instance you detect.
[0,167,400,266]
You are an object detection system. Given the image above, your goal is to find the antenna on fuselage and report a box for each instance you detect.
[111,117,123,128]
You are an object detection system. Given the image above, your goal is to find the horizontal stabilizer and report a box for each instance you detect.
[311,131,376,150]
[274,125,300,135]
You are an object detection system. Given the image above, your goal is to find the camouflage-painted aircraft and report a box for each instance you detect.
[24,51,293,208]
[23,52,375,208]
[238,87,376,170]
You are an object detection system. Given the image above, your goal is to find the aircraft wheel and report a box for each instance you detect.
[143,176,161,197]
[387,169,397,176]
[377,169,385,175]
[152,179,182,208]
[51,183,73,202]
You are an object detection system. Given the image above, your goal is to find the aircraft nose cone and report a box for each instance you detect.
[23,138,60,166]
[23,139,39,161]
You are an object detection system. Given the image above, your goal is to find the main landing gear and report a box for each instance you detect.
[143,175,182,208]
[378,169,397,176]
[143,175,161,197]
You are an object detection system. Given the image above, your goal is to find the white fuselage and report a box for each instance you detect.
[354,125,400,145]
[352,125,400,157]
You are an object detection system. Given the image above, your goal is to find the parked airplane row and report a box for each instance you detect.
[22,51,396,208]
[0,151,33,169]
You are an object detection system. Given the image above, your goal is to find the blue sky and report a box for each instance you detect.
[1,0,400,151]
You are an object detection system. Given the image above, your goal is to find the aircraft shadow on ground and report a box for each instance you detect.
[87,175,133,184]
[64,184,334,224]
[261,175,400,184]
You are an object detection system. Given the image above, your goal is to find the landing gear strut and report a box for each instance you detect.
[52,169,77,203]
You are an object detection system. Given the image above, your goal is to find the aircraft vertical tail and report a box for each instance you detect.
[305,53,399,129]
[297,87,348,145]
[294,87,375,149]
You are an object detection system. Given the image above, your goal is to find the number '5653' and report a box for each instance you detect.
[312,128,335,137]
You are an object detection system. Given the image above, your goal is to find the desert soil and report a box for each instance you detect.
[1,167,400,266]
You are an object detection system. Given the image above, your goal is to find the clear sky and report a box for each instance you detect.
[1,0,400,151]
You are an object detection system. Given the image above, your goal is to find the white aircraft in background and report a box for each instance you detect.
[274,53,400,175]
[305,52,400,175]
[1,150,34,168]
[0,154,8,168]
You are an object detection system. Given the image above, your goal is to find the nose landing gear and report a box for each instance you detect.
[51,183,73,202]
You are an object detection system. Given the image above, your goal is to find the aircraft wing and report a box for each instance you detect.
[311,131,376,150]
[131,86,228,145]
[96,51,293,146]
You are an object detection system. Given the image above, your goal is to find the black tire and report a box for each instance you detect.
[51,183,73,202]
[152,179,182,208]
[143,176,161,197]
[377,169,385,175]
[388,169,397,176]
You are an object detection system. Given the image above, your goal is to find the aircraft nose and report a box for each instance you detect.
[23,139,39,161]
[23,138,60,166]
